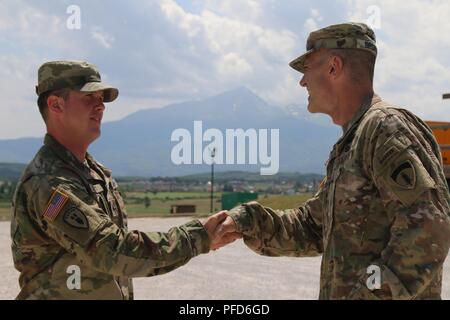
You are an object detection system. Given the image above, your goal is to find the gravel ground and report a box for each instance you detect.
[1,217,448,300]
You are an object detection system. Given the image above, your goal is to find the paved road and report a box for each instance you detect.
[1,217,449,299]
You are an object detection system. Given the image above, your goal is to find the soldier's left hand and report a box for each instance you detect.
[201,211,242,250]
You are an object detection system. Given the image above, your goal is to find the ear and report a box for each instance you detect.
[329,55,344,79]
[47,95,65,115]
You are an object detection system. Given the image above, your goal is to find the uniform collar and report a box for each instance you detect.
[44,133,92,178]
[331,93,381,156]
[341,93,381,136]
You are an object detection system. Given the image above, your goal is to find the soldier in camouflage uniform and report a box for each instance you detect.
[216,23,450,299]
[11,60,238,299]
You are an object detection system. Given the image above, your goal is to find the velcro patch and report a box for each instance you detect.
[379,146,399,166]
[379,150,436,207]
[390,160,416,189]
[43,190,69,221]
[63,207,89,229]
[376,133,412,168]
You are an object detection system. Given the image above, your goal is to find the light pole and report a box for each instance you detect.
[210,147,216,214]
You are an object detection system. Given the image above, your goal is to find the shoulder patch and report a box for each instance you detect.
[377,149,436,207]
[63,206,89,229]
[43,190,69,221]
[376,132,412,168]
[390,160,416,189]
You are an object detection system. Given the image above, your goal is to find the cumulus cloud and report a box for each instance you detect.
[203,0,262,22]
[157,0,299,100]
[0,53,46,139]
[160,1,296,62]
[216,52,252,78]
[304,8,324,34]
[0,0,449,139]
[91,28,115,49]
[347,0,450,120]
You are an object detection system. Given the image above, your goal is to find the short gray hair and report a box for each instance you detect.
[328,49,376,84]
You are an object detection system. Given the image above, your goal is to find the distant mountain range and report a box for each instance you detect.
[0,87,341,176]
[0,163,26,179]
[141,171,325,184]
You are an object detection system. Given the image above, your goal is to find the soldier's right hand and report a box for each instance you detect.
[211,213,242,250]
[201,211,242,250]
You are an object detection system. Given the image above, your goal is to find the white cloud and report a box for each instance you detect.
[304,18,318,34]
[347,0,450,121]
[161,2,296,60]
[216,52,252,78]
[303,9,325,39]
[159,0,298,102]
[0,2,90,139]
[0,53,46,139]
[0,0,305,139]
[203,0,262,22]
[1,0,450,140]
[91,28,115,49]
[311,9,323,20]
[258,73,306,108]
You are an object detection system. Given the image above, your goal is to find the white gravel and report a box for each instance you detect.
[1,217,448,300]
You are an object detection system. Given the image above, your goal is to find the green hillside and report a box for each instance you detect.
[0,163,26,179]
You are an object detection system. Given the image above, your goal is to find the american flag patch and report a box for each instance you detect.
[43,190,69,221]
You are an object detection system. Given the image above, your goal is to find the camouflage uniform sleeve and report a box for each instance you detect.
[227,184,325,257]
[348,114,450,299]
[25,175,210,277]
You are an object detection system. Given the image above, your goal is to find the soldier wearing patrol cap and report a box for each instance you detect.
[215,22,450,299]
[11,60,240,300]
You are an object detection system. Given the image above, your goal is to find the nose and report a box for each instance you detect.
[96,96,105,109]
[299,75,307,87]
[94,102,105,112]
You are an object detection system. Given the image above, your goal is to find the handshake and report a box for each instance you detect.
[202,211,243,250]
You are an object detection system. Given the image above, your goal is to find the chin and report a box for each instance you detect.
[89,130,101,142]
[307,103,317,114]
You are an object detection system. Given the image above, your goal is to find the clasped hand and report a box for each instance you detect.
[202,211,242,250]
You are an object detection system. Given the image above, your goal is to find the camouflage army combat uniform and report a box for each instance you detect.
[229,23,450,300]
[11,134,209,299]
[11,60,211,299]
[230,94,450,300]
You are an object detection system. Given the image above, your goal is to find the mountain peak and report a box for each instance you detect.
[226,86,254,96]
[206,86,271,112]
[0,85,340,176]
[214,86,259,101]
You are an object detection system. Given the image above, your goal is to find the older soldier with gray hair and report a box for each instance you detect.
[10,60,240,299]
[215,22,450,299]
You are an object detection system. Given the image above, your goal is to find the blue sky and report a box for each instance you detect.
[1,0,449,139]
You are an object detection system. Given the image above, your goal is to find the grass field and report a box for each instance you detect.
[0,192,313,221]
[258,193,312,209]
[118,192,313,217]
[126,191,223,200]
[125,198,222,217]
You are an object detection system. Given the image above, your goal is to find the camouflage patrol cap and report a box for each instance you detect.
[289,22,377,73]
[36,60,119,102]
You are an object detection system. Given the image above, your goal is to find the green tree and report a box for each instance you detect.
[144,196,151,208]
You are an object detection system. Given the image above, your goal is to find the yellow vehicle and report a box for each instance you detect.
[425,121,450,188]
